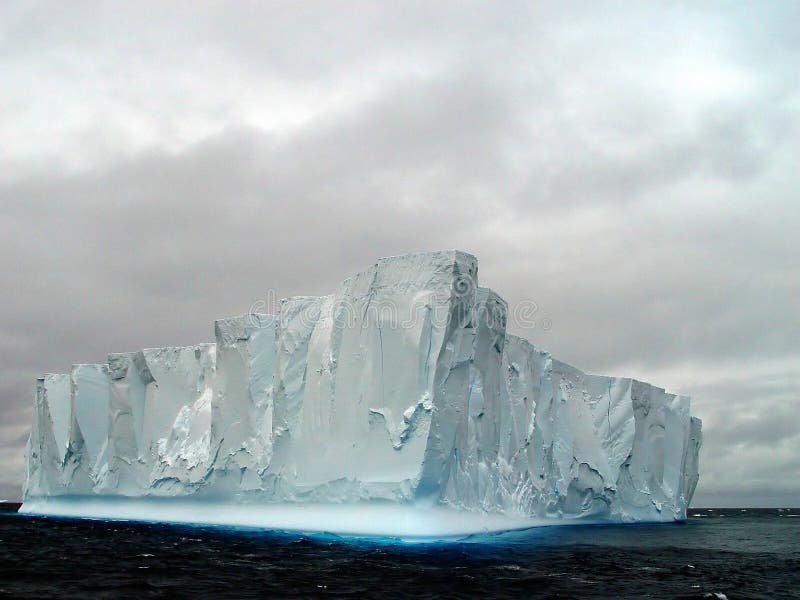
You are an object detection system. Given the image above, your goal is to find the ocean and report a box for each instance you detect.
[0,505,797,598]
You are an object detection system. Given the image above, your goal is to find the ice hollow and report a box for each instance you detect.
[22,250,702,533]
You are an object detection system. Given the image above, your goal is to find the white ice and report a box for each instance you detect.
[23,250,702,534]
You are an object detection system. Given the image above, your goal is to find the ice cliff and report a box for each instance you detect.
[23,251,701,530]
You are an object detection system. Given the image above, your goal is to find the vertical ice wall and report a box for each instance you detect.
[265,250,479,502]
[140,345,216,494]
[683,417,703,511]
[24,375,71,497]
[62,364,108,493]
[441,288,508,510]
[209,313,276,493]
[72,364,110,483]
[483,338,703,521]
[100,352,148,494]
[23,370,101,497]
[99,346,216,495]
[22,250,701,522]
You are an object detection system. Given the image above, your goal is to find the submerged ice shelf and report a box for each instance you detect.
[22,250,701,535]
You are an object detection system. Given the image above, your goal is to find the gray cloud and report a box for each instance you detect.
[0,1,798,505]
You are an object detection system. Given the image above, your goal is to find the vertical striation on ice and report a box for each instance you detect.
[72,364,110,481]
[24,375,70,497]
[101,352,147,494]
[23,250,702,524]
[266,251,480,502]
[210,313,276,493]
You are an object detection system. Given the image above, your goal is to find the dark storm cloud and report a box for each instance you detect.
[0,1,797,504]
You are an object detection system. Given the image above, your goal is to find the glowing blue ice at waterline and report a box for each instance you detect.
[19,497,592,542]
[22,250,702,536]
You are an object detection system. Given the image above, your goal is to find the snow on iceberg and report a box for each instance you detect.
[22,250,701,536]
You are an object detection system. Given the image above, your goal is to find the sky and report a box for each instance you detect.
[0,1,798,506]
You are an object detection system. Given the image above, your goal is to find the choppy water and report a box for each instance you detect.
[1,505,798,598]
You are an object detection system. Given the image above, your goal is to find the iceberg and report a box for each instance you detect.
[21,250,701,538]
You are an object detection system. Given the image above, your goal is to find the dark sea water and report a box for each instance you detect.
[0,505,798,599]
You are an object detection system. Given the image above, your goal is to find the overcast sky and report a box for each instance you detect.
[1,1,798,506]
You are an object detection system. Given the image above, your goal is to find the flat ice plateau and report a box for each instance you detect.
[22,250,701,538]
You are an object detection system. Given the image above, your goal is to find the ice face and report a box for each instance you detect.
[22,250,702,531]
[435,333,704,521]
[209,313,276,493]
[24,375,70,497]
[72,364,110,473]
[96,346,216,495]
[101,352,148,494]
[23,372,95,497]
[265,251,479,502]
